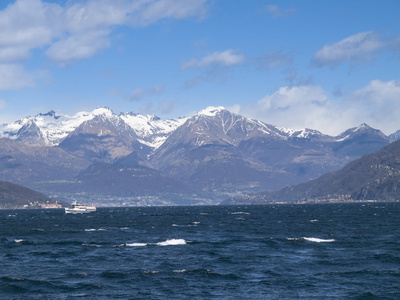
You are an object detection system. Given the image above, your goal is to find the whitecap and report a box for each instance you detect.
[156,239,186,246]
[286,237,335,243]
[14,239,25,243]
[85,228,106,232]
[125,243,148,247]
[173,269,187,273]
[229,212,250,215]
[143,270,159,274]
[303,237,335,243]
[310,219,319,222]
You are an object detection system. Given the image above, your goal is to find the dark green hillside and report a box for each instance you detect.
[0,181,63,209]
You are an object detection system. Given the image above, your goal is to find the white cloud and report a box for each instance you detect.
[349,80,400,133]
[46,29,111,64]
[181,49,245,69]
[238,80,400,135]
[0,64,35,90]
[0,0,60,62]
[312,31,384,67]
[240,85,332,131]
[0,0,210,65]
[353,79,400,103]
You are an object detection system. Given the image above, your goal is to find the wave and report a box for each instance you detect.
[229,212,250,215]
[82,243,102,247]
[287,237,335,243]
[125,243,147,247]
[115,239,187,247]
[304,237,335,243]
[157,239,186,246]
[172,222,200,227]
[85,228,106,232]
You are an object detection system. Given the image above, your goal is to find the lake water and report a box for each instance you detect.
[1,203,400,299]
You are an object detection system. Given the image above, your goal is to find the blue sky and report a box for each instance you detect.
[0,0,400,135]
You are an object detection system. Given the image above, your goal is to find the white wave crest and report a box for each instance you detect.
[173,269,187,273]
[115,239,187,247]
[229,212,250,215]
[14,239,25,243]
[125,243,148,247]
[303,237,335,243]
[85,228,106,232]
[287,237,335,243]
[157,239,187,246]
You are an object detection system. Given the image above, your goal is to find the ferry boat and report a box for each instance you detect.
[65,201,96,214]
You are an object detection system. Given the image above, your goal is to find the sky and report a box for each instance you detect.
[0,0,400,136]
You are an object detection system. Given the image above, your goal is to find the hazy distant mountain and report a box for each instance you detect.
[0,138,89,185]
[388,130,400,141]
[0,106,396,205]
[223,139,400,205]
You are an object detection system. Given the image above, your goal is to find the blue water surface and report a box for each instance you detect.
[1,203,400,299]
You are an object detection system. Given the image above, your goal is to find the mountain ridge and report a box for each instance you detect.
[0,106,397,205]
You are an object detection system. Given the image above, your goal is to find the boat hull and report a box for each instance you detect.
[65,203,96,214]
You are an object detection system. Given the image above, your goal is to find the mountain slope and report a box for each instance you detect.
[223,139,400,204]
[0,181,64,209]
[0,138,90,185]
[58,112,151,163]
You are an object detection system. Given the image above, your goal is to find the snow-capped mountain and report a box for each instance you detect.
[0,105,394,206]
[0,107,187,148]
[150,106,390,192]
[120,112,187,148]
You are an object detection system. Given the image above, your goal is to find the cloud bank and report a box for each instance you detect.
[238,79,400,136]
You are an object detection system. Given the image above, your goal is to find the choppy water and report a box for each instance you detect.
[1,203,400,299]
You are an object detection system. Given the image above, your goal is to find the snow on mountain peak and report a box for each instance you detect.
[197,106,226,117]
[121,113,188,148]
[92,106,114,117]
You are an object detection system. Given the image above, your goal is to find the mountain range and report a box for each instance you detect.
[0,106,397,206]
